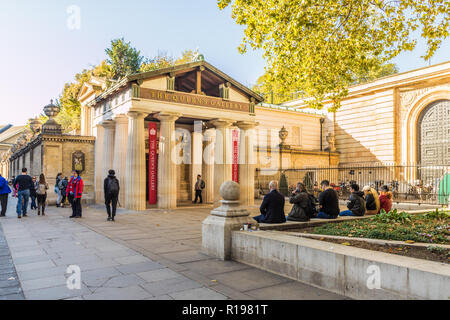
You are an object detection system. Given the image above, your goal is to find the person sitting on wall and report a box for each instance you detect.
[363,185,380,215]
[339,183,366,216]
[314,180,340,219]
[287,182,310,222]
[379,185,393,213]
[253,180,286,224]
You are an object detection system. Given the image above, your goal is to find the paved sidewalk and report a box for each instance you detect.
[0,195,345,300]
[0,221,24,300]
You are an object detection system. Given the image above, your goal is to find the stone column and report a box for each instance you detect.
[102,120,115,179]
[156,112,180,209]
[202,128,216,203]
[94,123,105,203]
[210,119,233,203]
[113,114,129,207]
[191,121,203,201]
[236,121,258,207]
[125,112,146,211]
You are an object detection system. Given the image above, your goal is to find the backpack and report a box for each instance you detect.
[37,183,48,195]
[200,180,205,189]
[58,179,66,191]
[108,178,119,195]
[306,193,318,217]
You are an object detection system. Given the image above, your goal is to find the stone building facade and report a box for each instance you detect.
[9,103,95,204]
[79,61,337,210]
[284,61,450,167]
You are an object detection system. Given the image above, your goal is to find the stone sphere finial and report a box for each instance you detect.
[220,181,240,201]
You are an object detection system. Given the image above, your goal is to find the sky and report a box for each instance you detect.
[0,0,449,126]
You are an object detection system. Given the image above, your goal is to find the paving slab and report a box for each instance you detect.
[140,276,203,296]
[168,287,228,300]
[211,268,291,292]
[116,261,165,274]
[137,268,182,283]
[244,281,346,300]
[83,285,152,300]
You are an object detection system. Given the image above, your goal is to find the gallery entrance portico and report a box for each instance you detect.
[81,61,263,210]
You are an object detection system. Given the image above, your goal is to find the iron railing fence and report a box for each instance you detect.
[255,163,450,205]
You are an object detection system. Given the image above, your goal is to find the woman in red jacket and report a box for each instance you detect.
[379,185,393,213]
[67,170,83,218]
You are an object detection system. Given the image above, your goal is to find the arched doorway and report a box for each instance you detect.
[418,99,450,166]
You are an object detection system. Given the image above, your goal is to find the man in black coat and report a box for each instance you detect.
[104,170,120,221]
[315,180,340,219]
[253,180,286,224]
[339,184,366,216]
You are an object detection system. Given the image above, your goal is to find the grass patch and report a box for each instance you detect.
[311,209,450,244]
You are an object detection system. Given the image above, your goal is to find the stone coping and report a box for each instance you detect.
[279,231,450,250]
[234,230,450,274]
[257,208,446,231]
[231,229,450,299]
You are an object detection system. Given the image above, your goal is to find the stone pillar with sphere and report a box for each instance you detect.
[202,180,257,260]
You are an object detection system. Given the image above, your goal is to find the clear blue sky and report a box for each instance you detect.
[1,0,449,126]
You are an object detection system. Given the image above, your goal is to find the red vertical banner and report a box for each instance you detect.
[232,129,239,183]
[148,122,158,204]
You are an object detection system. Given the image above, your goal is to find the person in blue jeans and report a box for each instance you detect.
[0,174,11,217]
[315,180,340,219]
[339,183,366,217]
[13,168,33,219]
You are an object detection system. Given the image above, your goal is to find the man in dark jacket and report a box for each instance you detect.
[13,168,33,218]
[253,180,286,224]
[287,182,310,222]
[315,180,340,219]
[0,174,11,217]
[339,184,366,216]
[104,169,120,221]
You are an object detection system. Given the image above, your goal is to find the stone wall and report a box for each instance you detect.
[10,134,95,205]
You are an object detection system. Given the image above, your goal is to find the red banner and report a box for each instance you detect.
[148,122,158,204]
[232,129,239,183]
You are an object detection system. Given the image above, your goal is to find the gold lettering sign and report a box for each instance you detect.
[140,88,251,113]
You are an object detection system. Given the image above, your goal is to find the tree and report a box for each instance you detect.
[106,38,143,80]
[139,49,199,72]
[254,60,399,104]
[218,0,449,110]
[56,61,111,133]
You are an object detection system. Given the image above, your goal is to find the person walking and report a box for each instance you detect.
[30,176,38,210]
[104,170,120,221]
[13,168,33,219]
[0,174,11,217]
[67,170,83,218]
[193,174,205,204]
[55,173,62,207]
[58,176,68,208]
[36,174,49,216]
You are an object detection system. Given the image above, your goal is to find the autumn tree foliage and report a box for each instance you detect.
[219,0,449,110]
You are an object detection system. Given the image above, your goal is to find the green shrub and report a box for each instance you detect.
[374,209,412,224]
